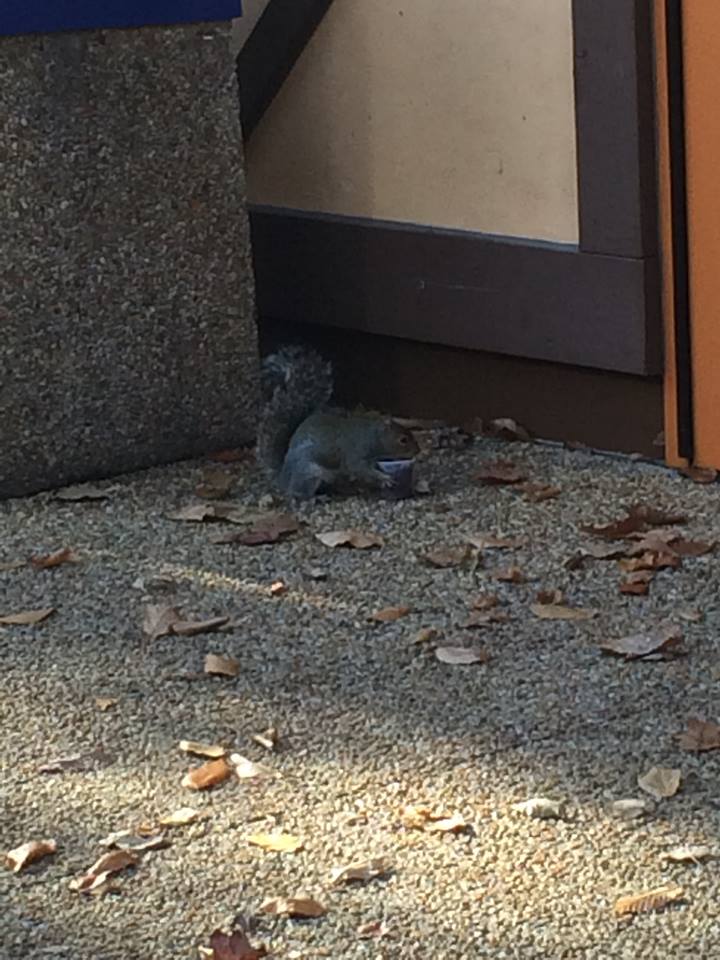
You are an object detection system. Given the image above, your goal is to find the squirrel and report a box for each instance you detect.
[256,345,419,499]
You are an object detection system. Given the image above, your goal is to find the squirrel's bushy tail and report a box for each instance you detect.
[257,345,333,476]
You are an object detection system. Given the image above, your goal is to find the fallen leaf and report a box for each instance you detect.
[681,466,718,484]
[330,857,391,885]
[54,483,116,501]
[619,571,654,596]
[370,605,412,623]
[535,589,565,605]
[668,538,715,558]
[269,580,287,596]
[251,728,279,752]
[172,616,230,637]
[486,417,531,441]
[530,603,596,621]
[142,604,181,640]
[167,502,254,524]
[584,542,630,560]
[95,697,118,712]
[0,607,55,626]
[399,805,467,832]
[662,845,713,863]
[70,850,137,894]
[637,766,681,800]
[99,831,168,853]
[179,740,227,759]
[618,551,679,572]
[515,481,562,502]
[159,807,200,827]
[229,754,274,779]
[630,504,688,527]
[582,504,687,540]
[472,593,501,611]
[493,565,526,583]
[195,469,235,499]
[204,653,239,677]
[465,534,527,550]
[213,513,301,546]
[0,559,25,571]
[474,460,527,485]
[678,608,703,623]
[600,625,683,660]
[357,921,389,940]
[30,547,81,569]
[422,545,473,568]
[463,609,509,628]
[410,627,439,646]
[37,748,111,774]
[608,799,651,820]
[512,798,564,820]
[247,833,303,854]
[5,839,57,873]
[259,896,325,918]
[435,645,490,665]
[208,928,267,960]
[614,884,684,917]
[678,717,720,752]
[182,758,232,791]
[315,529,384,549]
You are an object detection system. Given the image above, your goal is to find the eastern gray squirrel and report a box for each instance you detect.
[257,346,419,499]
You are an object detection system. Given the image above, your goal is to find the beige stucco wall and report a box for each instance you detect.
[243,0,579,244]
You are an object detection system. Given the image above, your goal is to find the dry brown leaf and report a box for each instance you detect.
[411,627,439,646]
[159,807,200,827]
[251,728,279,752]
[168,501,256,524]
[637,766,681,800]
[357,921,389,940]
[618,551,679,572]
[535,589,565,605]
[330,857,391,885]
[70,850,138,894]
[54,483,116,501]
[630,504,688,527]
[182,757,232,791]
[614,884,684,917]
[435,645,490,665]
[474,460,527,485]
[269,580,287,596]
[142,604,181,640]
[213,513,300,546]
[230,754,274,779]
[315,529,384,549]
[678,608,703,623]
[582,504,687,541]
[207,928,267,960]
[463,609,509,628]
[95,697,118,712]
[422,545,473,568]
[663,845,713,863]
[179,740,227,759]
[172,616,230,637]
[30,547,81,569]
[99,830,168,853]
[486,417,531,441]
[259,896,325,918]
[37,748,111,774]
[465,533,527,550]
[619,571,654,596]
[0,559,25,571]
[530,603,595,621]
[678,717,720,752]
[247,833,303,853]
[668,538,715,557]
[5,839,57,873]
[493,565,526,584]
[195,469,235,500]
[515,481,562,502]
[204,653,239,677]
[369,605,412,623]
[681,466,718,484]
[600,625,683,660]
[0,607,55,626]
[399,804,465,831]
[472,593,501,611]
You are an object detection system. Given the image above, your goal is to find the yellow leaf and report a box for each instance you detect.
[247,833,303,854]
[614,884,684,917]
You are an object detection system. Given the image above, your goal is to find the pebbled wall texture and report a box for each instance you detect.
[0,21,259,498]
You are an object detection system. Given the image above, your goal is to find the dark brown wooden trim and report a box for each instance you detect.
[250,206,662,376]
[572,0,659,258]
[236,0,334,138]
[259,318,663,456]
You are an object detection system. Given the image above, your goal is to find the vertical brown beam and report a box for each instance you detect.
[573,0,659,258]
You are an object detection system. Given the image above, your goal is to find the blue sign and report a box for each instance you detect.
[2,2,242,37]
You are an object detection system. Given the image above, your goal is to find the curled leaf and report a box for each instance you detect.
[182,758,232,791]
[259,896,325,918]
[70,850,137,894]
[30,547,81,569]
[614,884,684,917]
[0,607,55,626]
[330,857,391,885]
[5,839,57,873]
[400,805,467,832]
[316,529,384,549]
[369,606,411,623]
[159,807,200,827]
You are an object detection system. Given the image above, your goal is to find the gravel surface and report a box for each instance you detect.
[2,435,720,959]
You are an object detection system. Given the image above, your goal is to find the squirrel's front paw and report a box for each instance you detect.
[377,470,396,489]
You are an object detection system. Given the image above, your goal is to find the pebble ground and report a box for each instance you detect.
[3,435,720,959]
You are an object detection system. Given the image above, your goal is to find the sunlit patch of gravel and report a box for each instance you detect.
[2,436,720,959]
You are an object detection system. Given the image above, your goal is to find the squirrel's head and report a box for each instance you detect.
[378,420,420,459]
